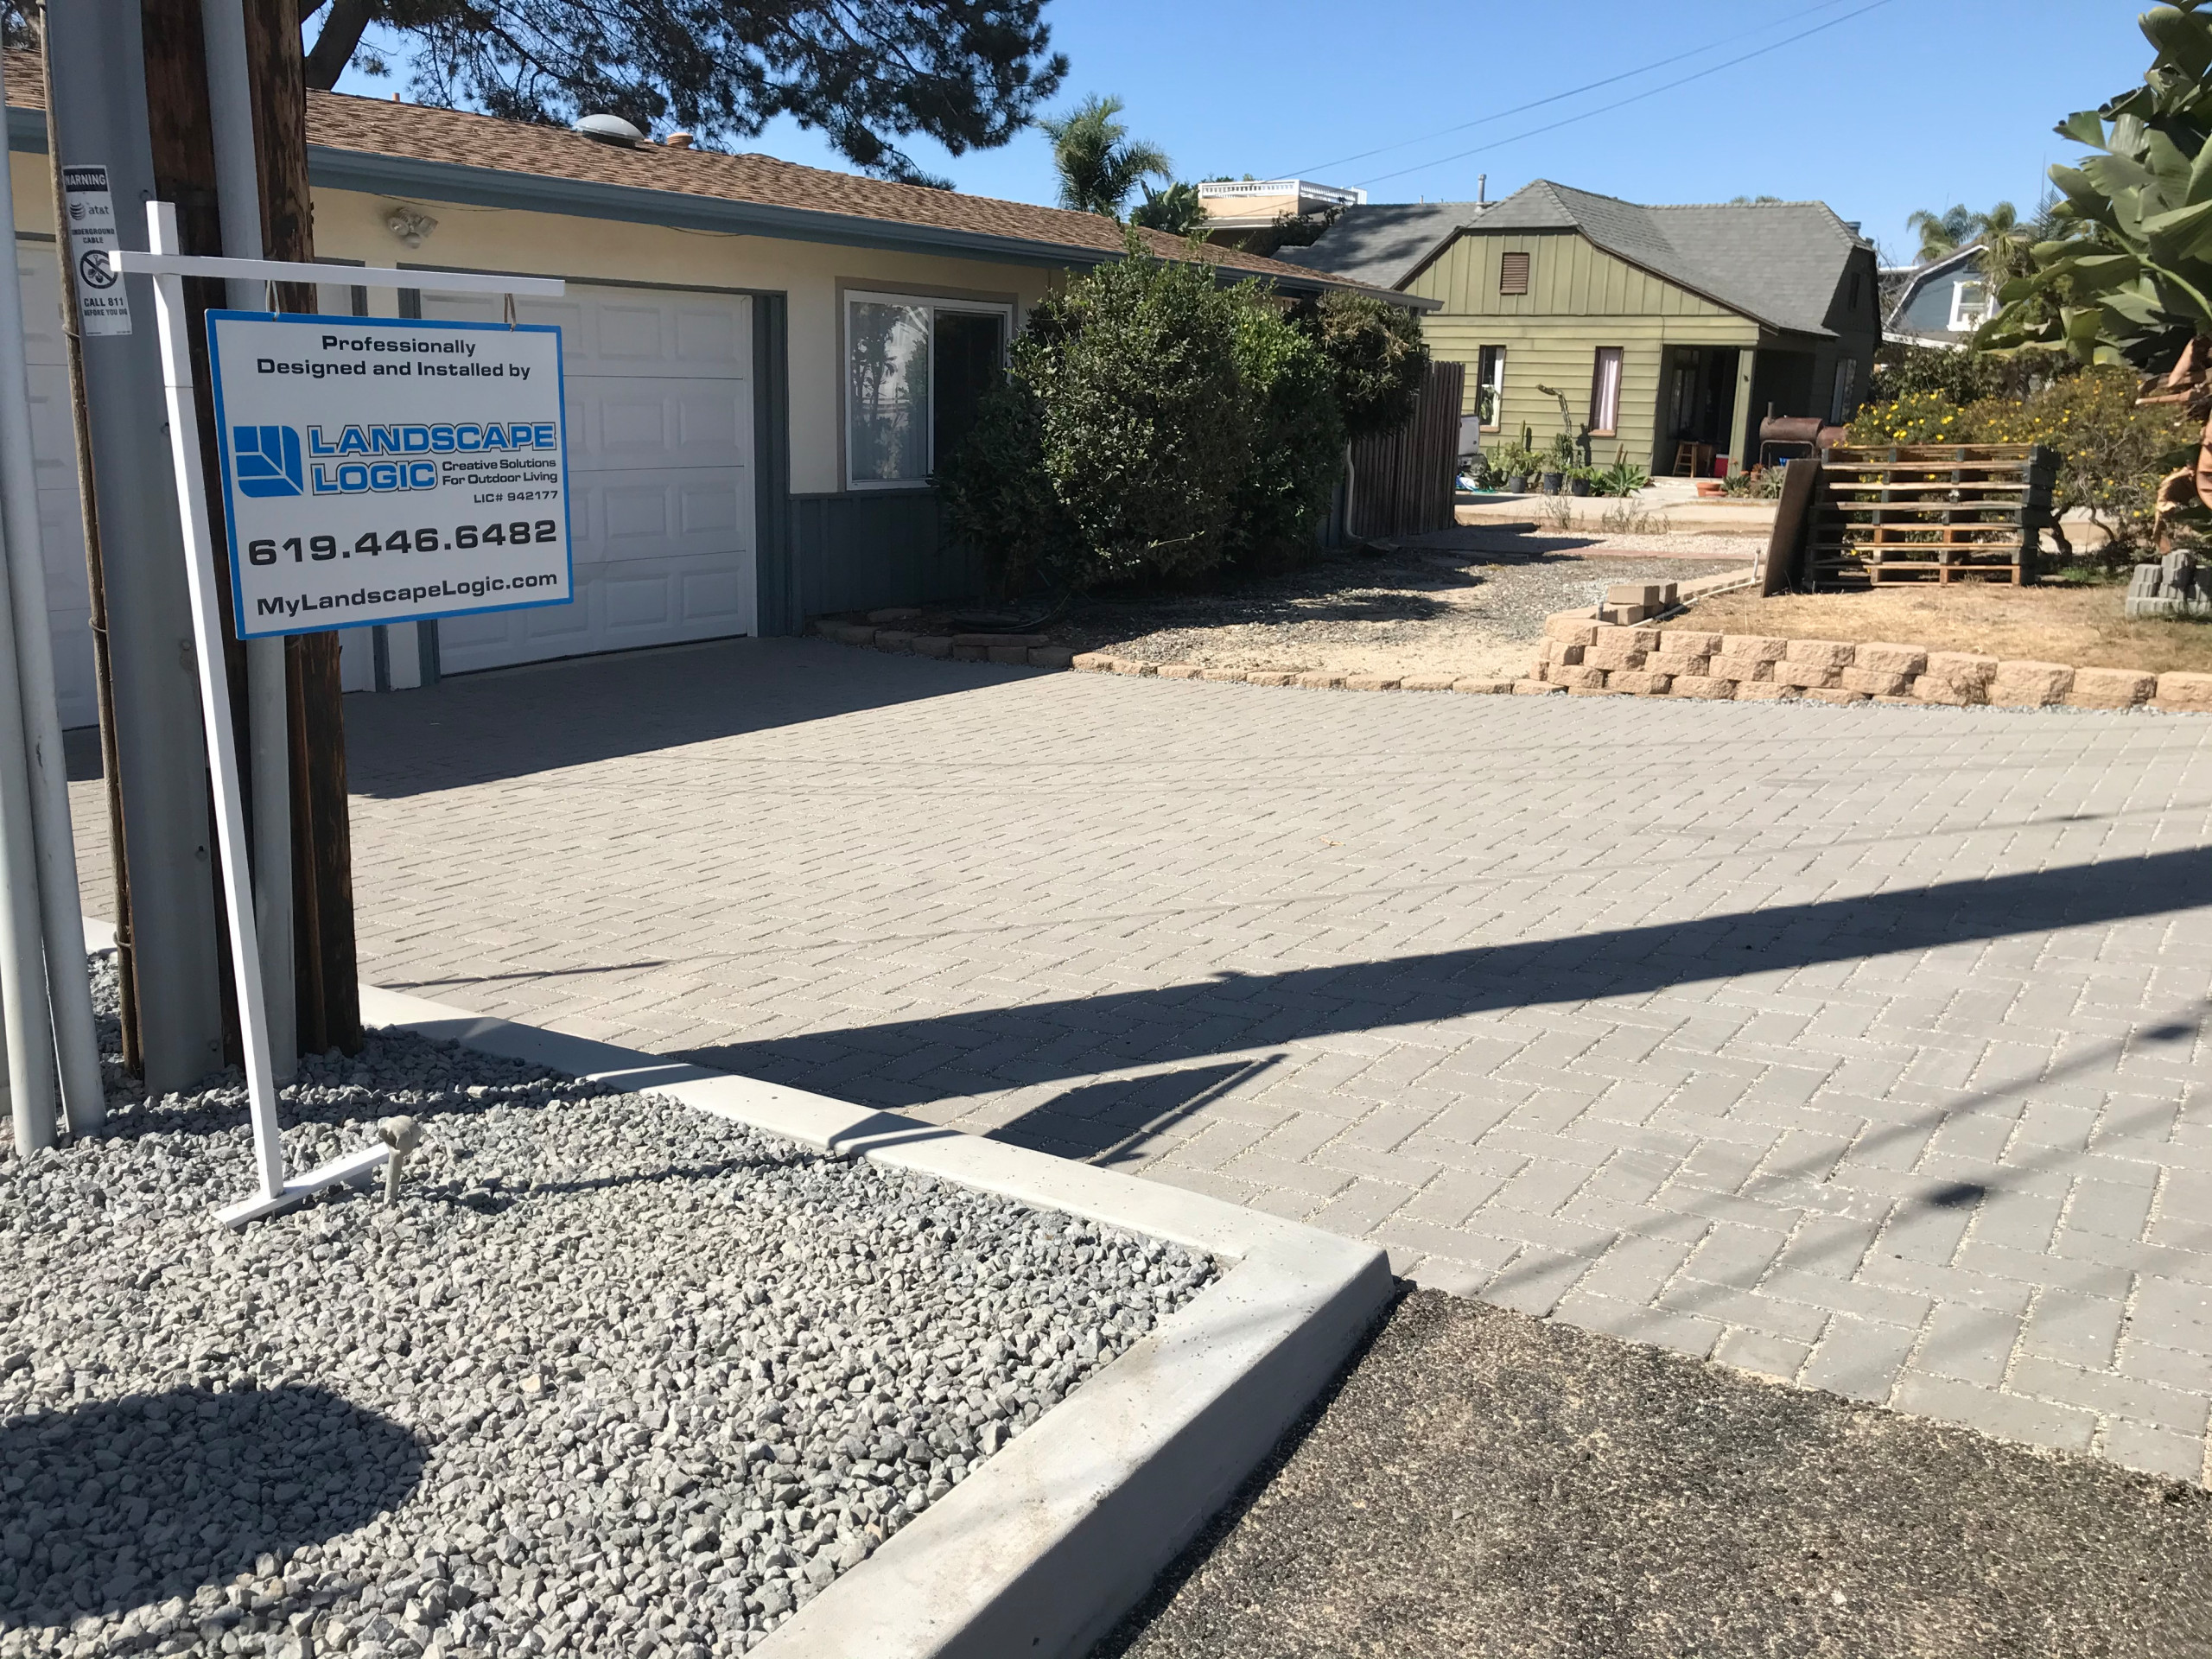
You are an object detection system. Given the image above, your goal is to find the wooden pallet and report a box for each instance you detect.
[1809,443,2056,589]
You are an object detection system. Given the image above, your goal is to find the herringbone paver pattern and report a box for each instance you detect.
[71,639,2212,1482]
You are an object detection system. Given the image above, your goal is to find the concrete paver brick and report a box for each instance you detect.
[1801,1313,1921,1402]
[1712,1326,1814,1382]
[99,632,2203,1488]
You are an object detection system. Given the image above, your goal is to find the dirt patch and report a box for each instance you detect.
[1665,584,2212,675]
[1100,1290,2211,1659]
[868,528,1757,683]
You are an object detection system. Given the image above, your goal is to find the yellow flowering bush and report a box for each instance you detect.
[1843,366,2191,554]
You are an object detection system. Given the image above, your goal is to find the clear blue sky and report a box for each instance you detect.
[335,0,2145,266]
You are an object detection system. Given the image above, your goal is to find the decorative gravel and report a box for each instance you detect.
[853,535,1753,684]
[0,959,1215,1658]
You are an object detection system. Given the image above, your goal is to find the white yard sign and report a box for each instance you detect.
[207,312,573,637]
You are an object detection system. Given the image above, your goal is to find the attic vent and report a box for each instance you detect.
[572,112,645,148]
[1499,251,1530,296]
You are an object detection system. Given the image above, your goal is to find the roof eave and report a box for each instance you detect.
[10,107,1417,304]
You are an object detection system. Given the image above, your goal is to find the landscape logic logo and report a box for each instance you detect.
[233,424,304,498]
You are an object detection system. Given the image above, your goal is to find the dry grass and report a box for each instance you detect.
[1664,583,2212,674]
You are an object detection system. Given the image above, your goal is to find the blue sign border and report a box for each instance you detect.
[206,308,575,639]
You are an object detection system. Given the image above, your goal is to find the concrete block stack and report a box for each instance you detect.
[1597,582,1679,626]
[2125,551,2212,619]
[1522,608,2212,712]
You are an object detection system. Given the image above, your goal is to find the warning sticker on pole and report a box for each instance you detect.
[61,165,130,337]
[206,312,573,639]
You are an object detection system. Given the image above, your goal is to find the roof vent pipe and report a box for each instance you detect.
[665,131,696,150]
[1478,174,1486,206]
[572,113,645,148]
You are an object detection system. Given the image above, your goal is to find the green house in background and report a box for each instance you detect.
[1280,181,1883,477]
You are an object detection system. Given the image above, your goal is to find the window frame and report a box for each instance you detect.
[842,289,1015,492]
[1948,278,1989,333]
[1498,251,1531,296]
[1476,345,1507,430]
[1587,346,1624,438]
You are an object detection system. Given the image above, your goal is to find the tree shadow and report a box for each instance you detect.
[680,846,2212,1109]
[0,1385,424,1629]
[988,1058,1285,1166]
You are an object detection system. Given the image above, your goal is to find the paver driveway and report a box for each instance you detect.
[73,638,2212,1482]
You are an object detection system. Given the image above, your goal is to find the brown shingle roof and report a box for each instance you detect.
[3,51,1396,297]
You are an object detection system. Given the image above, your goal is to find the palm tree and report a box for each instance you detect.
[1904,203,1979,264]
[1039,95,1170,219]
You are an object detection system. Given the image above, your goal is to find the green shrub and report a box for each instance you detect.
[1224,298,1344,562]
[934,380,1077,594]
[1297,291,1430,441]
[939,239,1254,591]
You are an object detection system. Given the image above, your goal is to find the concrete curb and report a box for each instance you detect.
[354,983,1394,1659]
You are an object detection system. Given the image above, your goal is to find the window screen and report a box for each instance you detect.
[1588,347,1623,435]
[1498,251,1530,296]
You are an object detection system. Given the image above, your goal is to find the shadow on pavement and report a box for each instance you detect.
[0,1384,424,1628]
[681,845,2212,1108]
[342,636,1038,798]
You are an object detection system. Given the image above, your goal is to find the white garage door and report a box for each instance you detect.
[420,282,755,675]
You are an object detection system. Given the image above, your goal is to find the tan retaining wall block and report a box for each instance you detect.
[1840,667,1910,696]
[1910,675,1978,706]
[1783,639,1857,671]
[2063,668,2152,708]
[2156,671,2212,710]
[1987,661,2075,707]
[1657,631,1723,658]
[1853,642,1929,677]
[1543,616,1600,645]
[1669,676,1738,700]
[1709,655,1775,683]
[1548,664,1605,690]
[1775,660,1843,690]
[1606,671,1673,696]
[1715,634,1789,664]
[1735,681,1802,701]
[1924,652,1999,689]
[1585,639,1650,671]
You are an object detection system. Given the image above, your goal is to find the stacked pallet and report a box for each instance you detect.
[1811,443,2057,588]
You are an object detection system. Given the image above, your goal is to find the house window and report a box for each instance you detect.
[1498,251,1530,296]
[1948,278,1990,333]
[1848,271,1863,313]
[1829,356,1859,424]
[1587,346,1623,436]
[845,291,1012,487]
[1476,346,1506,429]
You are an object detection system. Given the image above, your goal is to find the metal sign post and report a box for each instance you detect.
[115,207,567,1225]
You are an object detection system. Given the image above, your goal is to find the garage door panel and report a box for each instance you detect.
[576,474,746,563]
[570,380,747,470]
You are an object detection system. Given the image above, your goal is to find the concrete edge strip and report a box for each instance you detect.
[350,982,1395,1659]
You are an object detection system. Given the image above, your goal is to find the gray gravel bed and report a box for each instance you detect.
[0,958,1214,1658]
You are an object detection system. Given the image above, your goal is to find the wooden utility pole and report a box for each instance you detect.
[238,0,360,1056]
[133,0,361,1059]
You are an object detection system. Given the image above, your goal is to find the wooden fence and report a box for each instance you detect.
[1346,360,1465,540]
[1811,443,2058,588]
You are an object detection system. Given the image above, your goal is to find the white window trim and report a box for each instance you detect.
[1947,278,1989,333]
[843,289,1016,492]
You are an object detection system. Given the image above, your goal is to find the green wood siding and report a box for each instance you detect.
[1411,232,1763,472]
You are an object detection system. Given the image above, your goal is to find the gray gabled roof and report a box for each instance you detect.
[1884,244,1984,328]
[1285,179,1871,337]
[1273,201,1486,289]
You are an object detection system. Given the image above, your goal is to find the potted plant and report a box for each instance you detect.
[1566,466,1592,498]
[1539,467,1564,494]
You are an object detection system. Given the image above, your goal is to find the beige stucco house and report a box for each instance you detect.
[5,59,1386,724]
